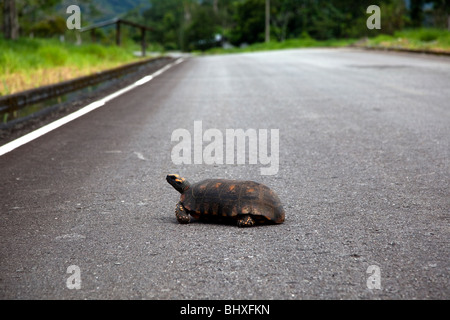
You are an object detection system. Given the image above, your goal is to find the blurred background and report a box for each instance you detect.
[1,0,449,95]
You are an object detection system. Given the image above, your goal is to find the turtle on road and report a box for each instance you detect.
[166,174,285,227]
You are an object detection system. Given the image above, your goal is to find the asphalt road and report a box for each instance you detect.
[0,48,449,300]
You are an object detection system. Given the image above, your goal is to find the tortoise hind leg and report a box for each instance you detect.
[175,202,190,224]
[237,215,255,228]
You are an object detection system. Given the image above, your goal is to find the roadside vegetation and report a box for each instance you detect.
[202,27,450,55]
[0,37,143,96]
[361,28,450,53]
[203,34,357,54]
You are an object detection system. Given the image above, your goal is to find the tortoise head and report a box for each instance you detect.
[166,174,191,194]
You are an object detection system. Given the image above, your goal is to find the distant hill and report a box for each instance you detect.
[60,0,149,23]
[92,0,149,20]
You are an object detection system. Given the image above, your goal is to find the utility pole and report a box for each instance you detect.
[265,0,270,43]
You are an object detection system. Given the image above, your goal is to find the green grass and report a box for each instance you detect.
[201,28,450,55]
[0,37,139,74]
[203,36,357,55]
[364,28,450,52]
[0,37,142,95]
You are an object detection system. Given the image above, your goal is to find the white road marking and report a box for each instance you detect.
[0,58,185,157]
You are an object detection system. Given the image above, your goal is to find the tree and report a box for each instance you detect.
[270,0,298,42]
[381,0,407,34]
[143,0,188,50]
[185,4,218,50]
[230,0,266,45]
[410,0,424,27]
[429,0,450,29]
[14,0,64,37]
[3,0,19,39]
[265,0,270,42]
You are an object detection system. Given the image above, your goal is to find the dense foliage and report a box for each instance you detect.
[2,0,449,51]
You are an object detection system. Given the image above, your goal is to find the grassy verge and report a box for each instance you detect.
[0,37,143,96]
[356,28,450,53]
[202,28,450,55]
[203,36,356,55]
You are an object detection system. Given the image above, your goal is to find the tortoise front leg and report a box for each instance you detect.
[237,215,255,228]
[175,201,190,224]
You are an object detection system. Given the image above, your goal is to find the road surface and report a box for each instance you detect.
[0,48,449,299]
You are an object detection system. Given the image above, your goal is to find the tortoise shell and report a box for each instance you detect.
[180,179,285,225]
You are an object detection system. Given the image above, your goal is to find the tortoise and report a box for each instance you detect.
[166,174,285,227]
